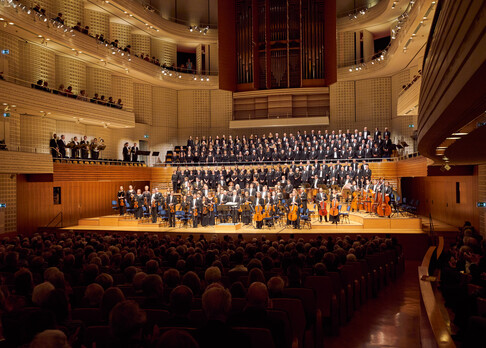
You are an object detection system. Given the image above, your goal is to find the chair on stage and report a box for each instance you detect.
[299,208,311,229]
[125,202,135,216]
[339,205,350,224]
[142,206,150,221]
[111,200,119,212]
[158,206,169,226]
[175,210,189,227]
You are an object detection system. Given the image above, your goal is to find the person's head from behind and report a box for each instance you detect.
[142,274,164,298]
[169,285,193,318]
[202,285,231,322]
[32,281,55,306]
[84,283,104,307]
[204,266,221,285]
[248,268,265,285]
[267,276,285,298]
[163,268,180,288]
[246,282,269,309]
[29,329,69,348]
[44,267,65,289]
[43,289,69,325]
[182,271,201,297]
[95,273,114,290]
[109,300,146,343]
[155,329,199,348]
[14,268,33,296]
[101,287,125,320]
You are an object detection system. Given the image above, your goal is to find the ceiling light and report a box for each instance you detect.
[452,132,468,136]
[446,137,461,140]
[8,22,14,25]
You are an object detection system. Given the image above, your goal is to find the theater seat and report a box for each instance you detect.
[84,325,111,348]
[72,308,102,326]
[145,309,170,327]
[271,298,306,348]
[234,327,275,348]
[268,309,293,348]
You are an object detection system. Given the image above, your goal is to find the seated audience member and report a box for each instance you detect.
[57,84,66,96]
[267,276,286,298]
[116,98,123,109]
[90,93,100,103]
[101,287,126,321]
[109,300,147,347]
[182,271,202,297]
[141,274,166,309]
[82,25,89,34]
[168,285,197,327]
[83,283,104,307]
[73,21,82,31]
[42,81,50,92]
[230,281,246,299]
[32,281,55,306]
[54,13,64,24]
[29,329,70,348]
[77,89,88,101]
[230,282,285,348]
[194,285,251,348]
[204,266,221,285]
[64,86,73,95]
[34,79,43,90]
[133,271,147,295]
[98,95,107,105]
[95,272,114,290]
[155,329,200,348]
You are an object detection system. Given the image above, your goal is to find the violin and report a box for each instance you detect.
[151,199,156,208]
[288,203,299,222]
[169,203,175,214]
[253,204,264,222]
[193,207,198,217]
[133,199,139,209]
[119,198,125,207]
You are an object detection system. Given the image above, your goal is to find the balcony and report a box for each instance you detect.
[337,0,437,81]
[397,76,421,116]
[97,0,218,43]
[0,78,135,128]
[0,151,52,174]
[0,1,219,89]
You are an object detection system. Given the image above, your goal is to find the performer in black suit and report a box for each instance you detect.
[287,191,301,229]
[80,136,89,159]
[134,189,144,219]
[57,135,66,158]
[166,191,178,227]
[253,192,265,229]
[122,142,131,161]
[50,134,59,158]
[190,193,202,228]
[150,188,158,223]
[131,143,139,162]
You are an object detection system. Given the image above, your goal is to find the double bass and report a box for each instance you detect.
[376,186,392,217]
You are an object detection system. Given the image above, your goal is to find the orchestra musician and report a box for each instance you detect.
[288,190,301,229]
[134,189,144,219]
[228,189,240,222]
[117,186,126,216]
[190,192,202,228]
[71,136,80,159]
[166,190,178,227]
[253,192,265,229]
[90,138,99,160]
[142,186,151,206]
[329,189,340,224]
[315,187,328,222]
[127,185,136,207]
[150,188,158,223]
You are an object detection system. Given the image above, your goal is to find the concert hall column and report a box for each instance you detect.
[218,0,237,92]
[324,0,337,85]
[265,0,271,90]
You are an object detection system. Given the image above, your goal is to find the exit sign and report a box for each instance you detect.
[144,134,149,139]
[408,124,415,128]
[478,202,486,208]
[3,112,10,118]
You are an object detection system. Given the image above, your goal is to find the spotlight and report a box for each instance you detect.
[349,68,353,72]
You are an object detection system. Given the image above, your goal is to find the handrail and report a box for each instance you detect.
[46,211,63,228]
[418,243,456,348]
[0,74,134,112]
[158,152,421,167]
[0,0,219,75]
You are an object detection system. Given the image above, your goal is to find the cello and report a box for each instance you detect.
[318,200,327,219]
[350,191,359,212]
[288,203,299,222]
[376,185,392,217]
[329,198,339,218]
[253,204,264,222]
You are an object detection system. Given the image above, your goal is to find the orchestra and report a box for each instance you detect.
[115,161,399,229]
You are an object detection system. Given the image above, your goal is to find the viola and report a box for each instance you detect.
[193,207,198,217]
[169,204,175,214]
[134,200,139,209]
[119,198,125,207]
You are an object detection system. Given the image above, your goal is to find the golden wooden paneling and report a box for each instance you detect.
[396,156,430,177]
[16,175,149,234]
[0,152,52,174]
[53,163,152,182]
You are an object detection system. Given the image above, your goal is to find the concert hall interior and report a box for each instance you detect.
[0,0,485,347]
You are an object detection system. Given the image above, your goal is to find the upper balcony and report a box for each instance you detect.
[0,0,219,90]
[0,77,135,128]
[337,0,437,81]
[95,0,218,44]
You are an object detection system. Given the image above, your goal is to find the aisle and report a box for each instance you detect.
[324,261,421,348]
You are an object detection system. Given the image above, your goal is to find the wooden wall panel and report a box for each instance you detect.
[0,152,52,174]
[402,175,479,229]
[53,163,152,182]
[17,175,149,234]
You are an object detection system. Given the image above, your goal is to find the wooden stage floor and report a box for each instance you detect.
[69,211,423,235]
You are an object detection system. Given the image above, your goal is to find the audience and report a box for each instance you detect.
[0,231,402,347]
